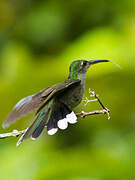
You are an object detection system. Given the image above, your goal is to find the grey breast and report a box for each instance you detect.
[59,84,85,109]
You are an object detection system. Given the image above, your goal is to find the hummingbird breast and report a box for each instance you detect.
[58,82,85,109]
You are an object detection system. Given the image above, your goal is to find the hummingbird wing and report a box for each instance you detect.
[2,87,54,128]
[36,79,81,114]
[3,79,80,128]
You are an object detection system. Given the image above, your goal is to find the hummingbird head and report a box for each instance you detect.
[68,59,110,79]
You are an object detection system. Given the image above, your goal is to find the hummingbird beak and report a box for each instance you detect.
[88,59,110,65]
[88,59,121,69]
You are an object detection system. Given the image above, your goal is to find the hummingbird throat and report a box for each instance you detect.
[68,71,86,81]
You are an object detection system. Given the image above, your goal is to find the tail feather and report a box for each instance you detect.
[16,99,78,146]
[47,102,77,133]
[47,104,61,131]
[16,100,53,146]
[31,120,46,139]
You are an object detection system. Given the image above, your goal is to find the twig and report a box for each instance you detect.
[0,129,27,139]
[83,89,110,120]
[89,88,106,109]
[82,97,97,106]
[0,89,110,139]
[76,109,109,118]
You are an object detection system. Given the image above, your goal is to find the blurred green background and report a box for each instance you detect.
[0,0,135,179]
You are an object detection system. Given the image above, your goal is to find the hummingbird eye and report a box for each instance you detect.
[81,62,83,66]
[81,61,87,66]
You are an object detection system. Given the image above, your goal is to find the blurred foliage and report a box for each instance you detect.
[0,0,135,179]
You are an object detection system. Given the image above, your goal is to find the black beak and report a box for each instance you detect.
[88,59,110,65]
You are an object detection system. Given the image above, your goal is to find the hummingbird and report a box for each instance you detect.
[2,59,112,146]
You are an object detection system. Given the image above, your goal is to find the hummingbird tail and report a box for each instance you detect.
[16,99,78,146]
[16,100,53,146]
[47,102,77,135]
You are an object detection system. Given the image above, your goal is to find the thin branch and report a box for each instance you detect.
[0,89,110,139]
[83,89,110,120]
[76,109,109,118]
[89,88,107,110]
[0,129,27,139]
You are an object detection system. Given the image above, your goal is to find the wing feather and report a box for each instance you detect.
[3,79,80,128]
[2,87,54,128]
[36,79,81,113]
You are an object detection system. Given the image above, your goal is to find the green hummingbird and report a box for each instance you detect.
[2,59,112,146]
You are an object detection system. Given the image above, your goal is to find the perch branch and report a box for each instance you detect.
[76,109,109,118]
[0,89,110,139]
[0,129,27,139]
